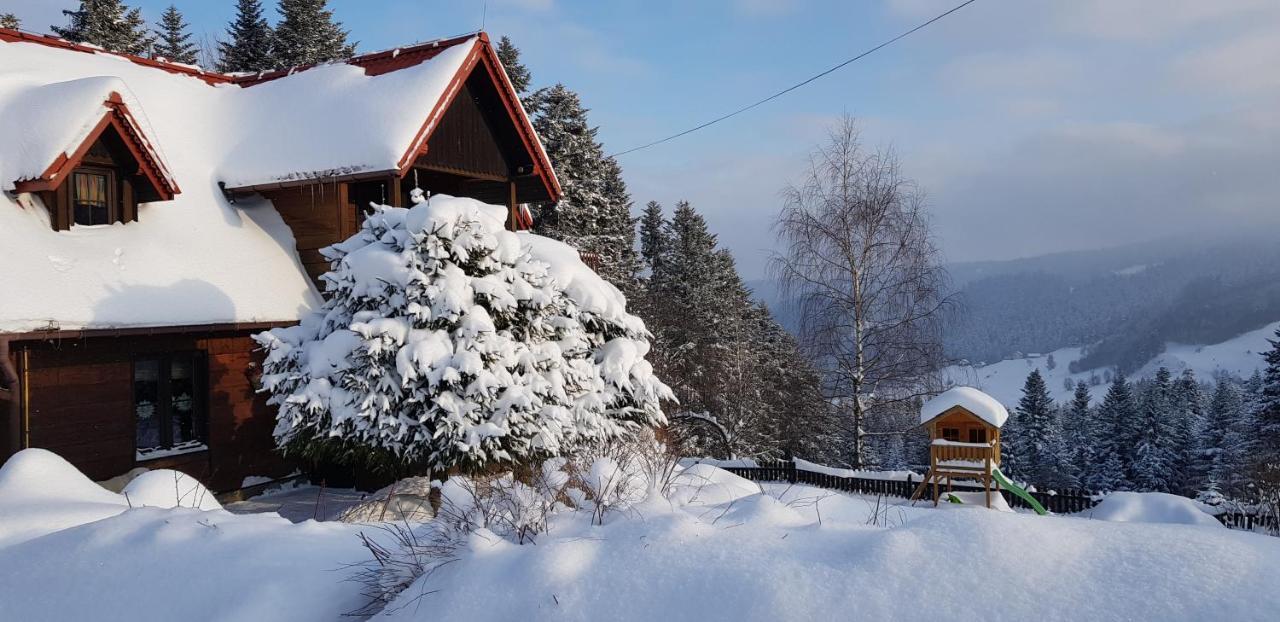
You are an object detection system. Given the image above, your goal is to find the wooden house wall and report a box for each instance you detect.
[14,330,290,491]
[262,183,350,287]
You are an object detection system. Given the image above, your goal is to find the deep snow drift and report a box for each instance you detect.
[1085,491,1223,528]
[1,449,1277,622]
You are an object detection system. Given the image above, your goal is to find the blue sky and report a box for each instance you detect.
[6,0,1280,278]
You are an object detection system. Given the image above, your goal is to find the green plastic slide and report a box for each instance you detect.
[991,467,1048,516]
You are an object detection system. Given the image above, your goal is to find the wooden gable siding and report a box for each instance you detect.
[15,331,290,491]
[420,80,514,179]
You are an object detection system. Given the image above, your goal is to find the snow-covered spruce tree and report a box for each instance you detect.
[273,0,355,67]
[1132,367,1178,492]
[1065,380,1093,483]
[528,84,639,290]
[1255,328,1280,492]
[0,13,20,30]
[1171,368,1205,494]
[255,194,672,475]
[1015,369,1058,485]
[152,5,197,64]
[495,36,531,97]
[1203,378,1244,496]
[52,0,155,55]
[1000,406,1024,478]
[1087,373,1136,491]
[218,0,275,72]
[638,201,667,274]
[634,199,830,461]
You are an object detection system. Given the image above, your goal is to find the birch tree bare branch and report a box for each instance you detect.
[771,115,952,468]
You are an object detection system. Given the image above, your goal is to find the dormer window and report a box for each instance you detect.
[11,91,179,231]
[73,169,115,226]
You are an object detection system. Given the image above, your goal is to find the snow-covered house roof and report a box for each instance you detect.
[0,29,556,335]
[919,386,1009,428]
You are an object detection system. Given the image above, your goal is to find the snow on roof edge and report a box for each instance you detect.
[919,386,1009,428]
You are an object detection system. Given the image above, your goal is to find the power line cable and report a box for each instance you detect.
[610,0,979,158]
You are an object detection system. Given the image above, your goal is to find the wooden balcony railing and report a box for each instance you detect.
[930,440,996,473]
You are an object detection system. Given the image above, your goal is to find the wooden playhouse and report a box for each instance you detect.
[910,386,1008,508]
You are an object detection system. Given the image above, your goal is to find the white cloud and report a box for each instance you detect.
[1054,0,1280,41]
[890,0,1280,42]
[925,108,1280,262]
[1172,30,1280,96]
[940,50,1084,93]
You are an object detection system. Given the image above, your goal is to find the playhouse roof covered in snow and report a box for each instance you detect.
[919,386,1009,428]
[0,29,557,334]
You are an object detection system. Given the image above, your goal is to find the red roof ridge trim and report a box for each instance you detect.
[0,27,234,85]
[0,27,482,87]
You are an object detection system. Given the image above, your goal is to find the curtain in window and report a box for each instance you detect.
[73,171,110,226]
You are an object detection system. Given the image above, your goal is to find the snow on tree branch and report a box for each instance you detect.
[255,194,672,474]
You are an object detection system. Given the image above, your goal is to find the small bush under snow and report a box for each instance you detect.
[121,470,221,511]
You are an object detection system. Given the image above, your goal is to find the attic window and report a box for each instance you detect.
[72,169,115,226]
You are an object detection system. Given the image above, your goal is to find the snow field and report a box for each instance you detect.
[375,466,1280,622]
[1,449,1278,621]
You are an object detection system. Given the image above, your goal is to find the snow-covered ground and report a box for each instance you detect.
[2,450,1278,621]
[946,320,1280,405]
[225,483,371,523]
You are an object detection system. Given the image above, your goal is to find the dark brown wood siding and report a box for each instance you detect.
[262,183,349,288]
[12,330,291,491]
[421,80,512,178]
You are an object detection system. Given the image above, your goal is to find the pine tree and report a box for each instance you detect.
[1015,369,1057,485]
[273,0,355,67]
[1001,406,1024,477]
[1088,373,1137,491]
[52,0,155,55]
[218,0,275,72]
[1207,379,1252,496]
[495,35,531,97]
[638,200,822,460]
[1132,367,1178,492]
[1171,368,1205,493]
[152,5,197,64]
[528,84,638,290]
[1,13,20,30]
[1256,328,1280,489]
[638,201,667,273]
[1066,381,1093,482]
[255,194,671,475]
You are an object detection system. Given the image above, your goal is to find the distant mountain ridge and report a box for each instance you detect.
[749,229,1280,374]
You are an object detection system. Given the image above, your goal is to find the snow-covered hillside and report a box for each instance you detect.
[946,320,1280,405]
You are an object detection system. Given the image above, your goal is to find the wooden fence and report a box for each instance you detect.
[1215,510,1280,534]
[720,460,1278,533]
[719,460,1100,514]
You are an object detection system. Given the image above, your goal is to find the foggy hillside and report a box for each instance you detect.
[750,230,1280,374]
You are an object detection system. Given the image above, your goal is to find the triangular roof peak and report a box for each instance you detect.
[4,78,178,199]
[919,386,1009,429]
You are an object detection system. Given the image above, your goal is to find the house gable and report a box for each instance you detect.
[400,36,560,206]
[13,92,179,230]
